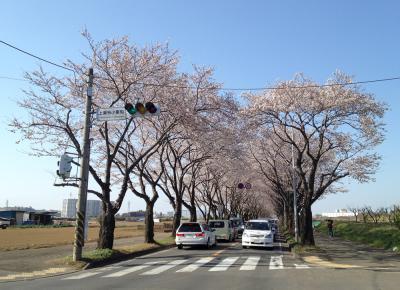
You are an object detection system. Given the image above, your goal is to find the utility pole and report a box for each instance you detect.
[73,68,93,261]
[291,127,299,243]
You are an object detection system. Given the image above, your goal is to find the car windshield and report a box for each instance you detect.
[230,220,242,227]
[178,223,202,232]
[245,222,270,231]
[209,221,225,228]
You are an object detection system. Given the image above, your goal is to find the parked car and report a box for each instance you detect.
[242,219,274,249]
[0,218,10,229]
[175,222,217,249]
[230,217,244,238]
[209,220,235,242]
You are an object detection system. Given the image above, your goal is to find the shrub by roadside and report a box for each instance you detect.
[63,236,176,268]
[315,221,400,252]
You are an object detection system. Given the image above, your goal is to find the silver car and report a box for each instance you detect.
[176,222,217,249]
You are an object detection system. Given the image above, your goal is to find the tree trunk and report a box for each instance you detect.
[144,202,155,243]
[172,199,182,236]
[300,204,314,246]
[189,206,197,222]
[284,203,294,234]
[97,205,115,249]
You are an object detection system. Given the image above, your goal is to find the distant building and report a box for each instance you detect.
[0,209,26,225]
[62,199,77,218]
[62,199,101,218]
[321,209,353,218]
[0,208,57,225]
[125,210,146,221]
[181,210,190,218]
[86,200,101,217]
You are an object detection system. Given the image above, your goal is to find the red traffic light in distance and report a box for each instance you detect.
[145,102,157,114]
[238,182,251,189]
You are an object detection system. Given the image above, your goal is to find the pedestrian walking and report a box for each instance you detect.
[327,219,334,238]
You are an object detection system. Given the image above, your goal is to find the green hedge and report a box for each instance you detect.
[316,221,400,251]
[12,224,74,229]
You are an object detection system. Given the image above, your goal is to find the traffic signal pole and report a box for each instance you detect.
[73,68,93,261]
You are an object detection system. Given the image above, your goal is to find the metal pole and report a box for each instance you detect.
[291,128,299,243]
[73,68,93,261]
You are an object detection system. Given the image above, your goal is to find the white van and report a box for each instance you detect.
[209,220,235,242]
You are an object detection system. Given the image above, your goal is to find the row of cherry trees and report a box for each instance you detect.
[10,33,386,247]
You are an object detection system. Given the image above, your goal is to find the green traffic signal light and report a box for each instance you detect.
[125,103,137,115]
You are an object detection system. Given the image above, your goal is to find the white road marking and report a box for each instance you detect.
[209,257,239,272]
[269,255,284,270]
[139,248,174,258]
[63,266,120,280]
[294,264,310,269]
[141,260,186,275]
[176,257,214,273]
[63,271,103,280]
[239,256,260,271]
[102,261,165,278]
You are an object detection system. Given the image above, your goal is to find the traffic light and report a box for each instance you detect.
[57,154,73,180]
[124,102,160,117]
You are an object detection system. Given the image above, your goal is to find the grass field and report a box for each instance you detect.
[316,221,400,252]
[0,222,167,251]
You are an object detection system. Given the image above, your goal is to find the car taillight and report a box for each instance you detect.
[176,233,185,237]
[195,232,205,237]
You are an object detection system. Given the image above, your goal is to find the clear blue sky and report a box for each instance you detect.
[1,0,399,214]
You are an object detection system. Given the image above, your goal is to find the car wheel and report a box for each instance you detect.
[242,245,248,249]
[177,244,183,249]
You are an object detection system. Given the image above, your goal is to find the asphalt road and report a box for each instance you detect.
[1,240,400,290]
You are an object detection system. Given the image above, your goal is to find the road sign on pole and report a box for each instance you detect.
[96,107,126,122]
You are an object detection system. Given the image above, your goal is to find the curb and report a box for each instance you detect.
[84,243,176,269]
[0,243,176,283]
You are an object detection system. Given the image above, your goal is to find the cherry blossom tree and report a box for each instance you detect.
[244,72,386,245]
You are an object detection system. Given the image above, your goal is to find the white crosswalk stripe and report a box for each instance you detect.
[239,256,261,271]
[141,259,186,275]
[63,266,120,280]
[103,261,165,277]
[176,257,214,273]
[294,264,310,269]
[209,257,239,272]
[269,255,284,270]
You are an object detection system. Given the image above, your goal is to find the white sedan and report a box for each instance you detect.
[176,222,217,249]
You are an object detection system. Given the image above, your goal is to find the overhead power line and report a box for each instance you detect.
[135,76,400,91]
[1,39,399,90]
[0,40,75,72]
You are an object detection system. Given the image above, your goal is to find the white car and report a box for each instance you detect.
[176,222,217,249]
[242,219,274,249]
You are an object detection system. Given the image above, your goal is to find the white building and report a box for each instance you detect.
[321,209,354,218]
[62,199,77,218]
[62,199,101,218]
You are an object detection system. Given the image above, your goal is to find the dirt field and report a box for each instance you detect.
[0,222,168,251]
